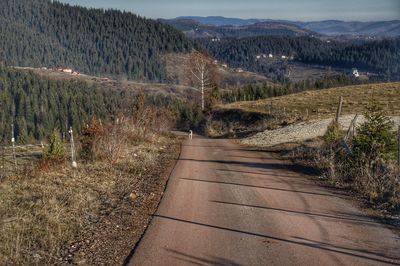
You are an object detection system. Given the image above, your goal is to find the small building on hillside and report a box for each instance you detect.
[62,68,73,73]
[269,54,273,58]
[236,68,244,73]
[57,67,73,73]
[352,68,360,78]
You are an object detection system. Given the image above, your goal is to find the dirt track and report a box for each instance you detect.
[127,138,400,266]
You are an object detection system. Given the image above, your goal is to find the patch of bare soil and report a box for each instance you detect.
[60,140,181,265]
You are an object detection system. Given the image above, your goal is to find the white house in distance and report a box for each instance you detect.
[269,53,273,58]
[352,68,360,77]
[281,55,287,59]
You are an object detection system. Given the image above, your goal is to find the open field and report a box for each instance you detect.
[223,82,400,120]
[287,63,343,82]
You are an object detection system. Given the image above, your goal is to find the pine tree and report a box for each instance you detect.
[45,129,65,161]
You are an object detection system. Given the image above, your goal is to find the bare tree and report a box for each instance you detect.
[188,51,217,111]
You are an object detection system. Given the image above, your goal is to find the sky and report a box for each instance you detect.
[59,0,400,21]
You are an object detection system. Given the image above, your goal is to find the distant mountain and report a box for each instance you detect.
[0,0,192,81]
[163,18,316,38]
[175,16,400,37]
[175,16,266,26]
[294,20,400,36]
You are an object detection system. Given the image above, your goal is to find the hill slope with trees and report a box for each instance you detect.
[197,36,400,80]
[0,0,192,81]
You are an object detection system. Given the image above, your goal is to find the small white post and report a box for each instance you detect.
[1,143,4,180]
[69,127,77,168]
[11,123,17,168]
[189,130,193,140]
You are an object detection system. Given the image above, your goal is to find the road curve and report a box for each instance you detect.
[128,138,400,266]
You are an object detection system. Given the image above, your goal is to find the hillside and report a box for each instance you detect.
[224,82,400,119]
[0,66,202,142]
[197,36,400,80]
[208,82,400,137]
[163,53,272,88]
[0,0,192,81]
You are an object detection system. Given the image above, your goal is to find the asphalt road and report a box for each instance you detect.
[128,138,400,266]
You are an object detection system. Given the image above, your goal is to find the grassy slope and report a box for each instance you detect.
[0,134,180,265]
[223,82,400,120]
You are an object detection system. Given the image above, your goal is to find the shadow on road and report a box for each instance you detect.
[153,214,400,265]
[179,157,319,176]
[180,177,342,199]
[210,200,385,227]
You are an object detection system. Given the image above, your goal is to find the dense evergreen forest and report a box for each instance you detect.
[0,0,192,81]
[0,66,204,142]
[0,67,134,142]
[197,37,400,80]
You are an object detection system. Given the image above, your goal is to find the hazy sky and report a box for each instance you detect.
[59,0,400,21]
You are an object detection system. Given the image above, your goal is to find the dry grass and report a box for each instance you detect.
[223,82,400,120]
[1,145,44,178]
[0,131,177,265]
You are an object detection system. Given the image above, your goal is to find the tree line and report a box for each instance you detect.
[0,0,192,81]
[220,74,370,103]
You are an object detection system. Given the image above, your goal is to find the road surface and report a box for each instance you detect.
[128,138,400,266]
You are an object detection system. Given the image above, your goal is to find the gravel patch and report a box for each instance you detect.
[243,115,400,147]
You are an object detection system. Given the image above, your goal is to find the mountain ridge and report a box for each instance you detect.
[175,16,400,36]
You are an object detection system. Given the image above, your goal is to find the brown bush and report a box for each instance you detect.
[80,118,104,161]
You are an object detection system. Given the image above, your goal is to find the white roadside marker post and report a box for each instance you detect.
[69,127,77,168]
[189,130,193,140]
[11,123,17,169]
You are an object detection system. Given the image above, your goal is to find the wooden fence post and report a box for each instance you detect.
[336,96,343,123]
[344,114,359,141]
